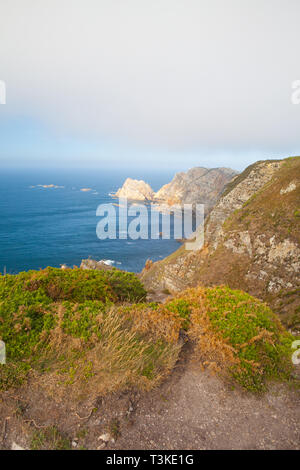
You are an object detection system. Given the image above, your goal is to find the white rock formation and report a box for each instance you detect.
[114,178,154,200]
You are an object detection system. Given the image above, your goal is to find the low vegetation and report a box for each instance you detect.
[30,426,71,450]
[0,267,298,396]
[177,286,296,392]
[0,268,178,396]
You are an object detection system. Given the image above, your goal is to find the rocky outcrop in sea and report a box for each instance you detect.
[114,167,238,215]
[114,178,154,201]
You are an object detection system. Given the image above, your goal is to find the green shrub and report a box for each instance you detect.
[0,268,179,395]
[0,266,146,304]
[169,286,297,392]
[165,299,191,330]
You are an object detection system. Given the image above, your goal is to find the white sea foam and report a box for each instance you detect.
[101,259,121,266]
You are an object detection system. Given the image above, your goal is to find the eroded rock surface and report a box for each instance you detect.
[114,167,237,212]
[141,157,300,330]
[114,178,154,201]
[154,166,238,212]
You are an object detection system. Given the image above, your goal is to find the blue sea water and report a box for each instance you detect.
[0,168,181,274]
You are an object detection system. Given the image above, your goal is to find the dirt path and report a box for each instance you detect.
[113,366,300,450]
[1,350,299,450]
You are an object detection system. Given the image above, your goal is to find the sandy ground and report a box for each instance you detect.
[1,344,299,451]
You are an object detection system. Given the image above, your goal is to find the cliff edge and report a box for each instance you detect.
[141,157,300,330]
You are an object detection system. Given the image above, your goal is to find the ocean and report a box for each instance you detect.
[0,168,180,274]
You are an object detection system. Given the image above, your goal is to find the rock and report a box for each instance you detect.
[280,182,297,194]
[11,442,25,450]
[114,178,154,201]
[80,259,115,271]
[154,167,238,214]
[98,433,111,442]
[144,259,153,271]
[113,168,237,211]
[204,160,283,249]
[97,442,106,449]
[141,157,300,330]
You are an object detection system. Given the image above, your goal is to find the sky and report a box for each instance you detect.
[0,0,300,172]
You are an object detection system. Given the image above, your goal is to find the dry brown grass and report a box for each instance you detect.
[172,286,295,391]
[121,304,183,344]
[34,305,181,401]
[179,288,240,376]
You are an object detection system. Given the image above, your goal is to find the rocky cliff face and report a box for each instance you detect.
[154,167,238,212]
[114,178,154,200]
[114,167,237,214]
[141,157,300,330]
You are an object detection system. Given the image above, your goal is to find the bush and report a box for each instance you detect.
[174,286,296,392]
[0,268,297,395]
[0,268,179,396]
[0,267,146,362]
[0,266,146,304]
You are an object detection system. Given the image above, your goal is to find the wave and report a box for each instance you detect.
[101,259,122,266]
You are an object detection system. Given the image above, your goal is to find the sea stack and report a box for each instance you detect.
[114,178,154,200]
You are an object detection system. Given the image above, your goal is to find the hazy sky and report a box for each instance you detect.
[0,0,299,171]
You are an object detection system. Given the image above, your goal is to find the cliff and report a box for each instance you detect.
[141,157,300,330]
[114,177,154,200]
[114,167,237,214]
[1,161,299,451]
[154,166,238,212]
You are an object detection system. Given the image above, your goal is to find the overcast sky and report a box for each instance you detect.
[0,0,299,171]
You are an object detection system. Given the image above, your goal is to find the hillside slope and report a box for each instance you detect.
[141,157,300,330]
[1,275,298,450]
